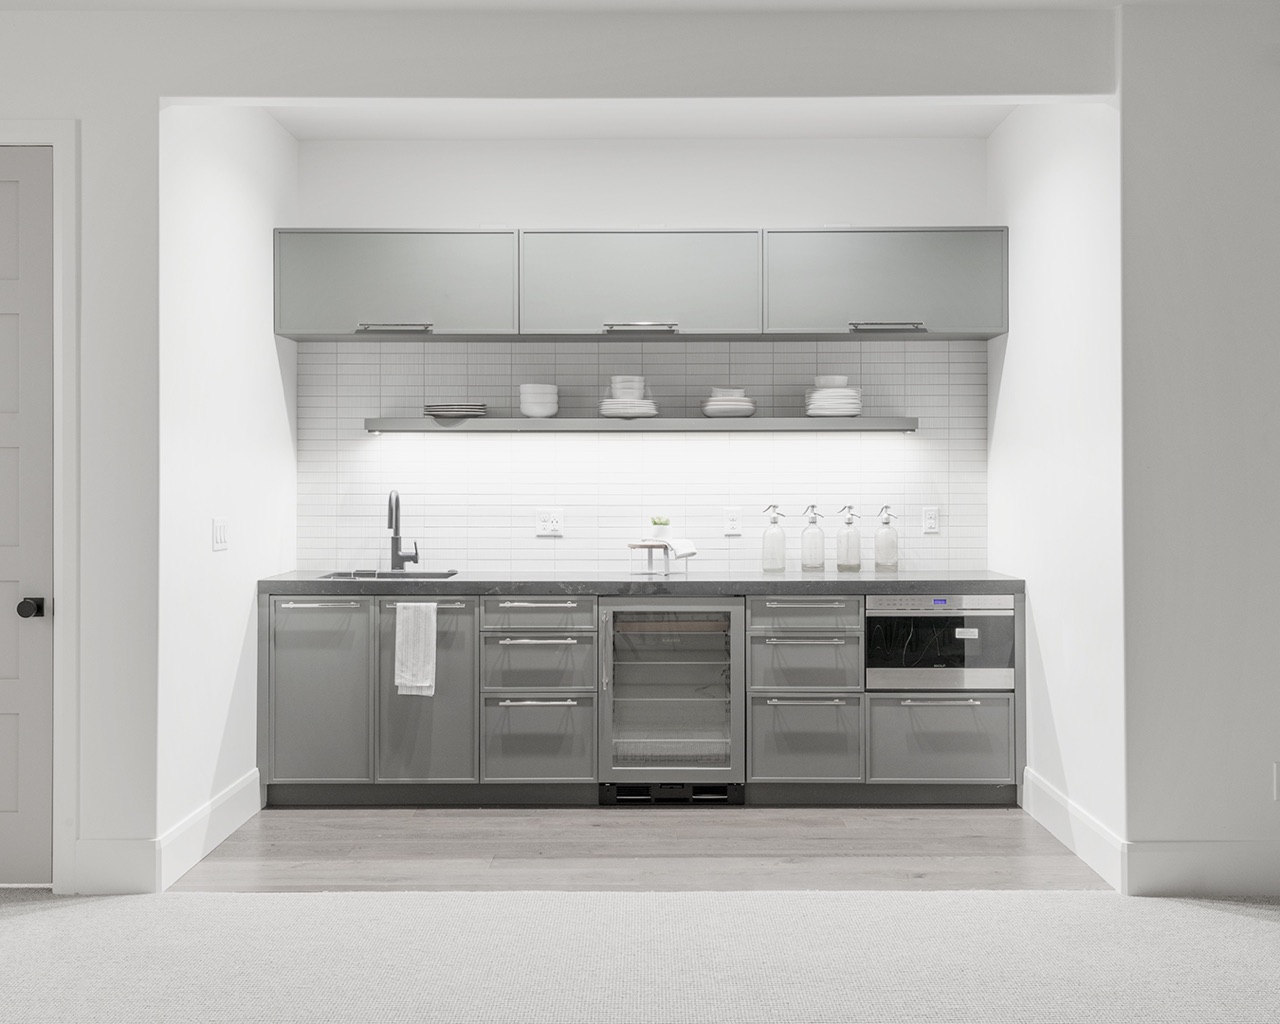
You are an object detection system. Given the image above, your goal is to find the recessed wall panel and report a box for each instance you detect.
[0,714,16,811]
[0,581,16,680]
[0,449,16,546]
[0,180,17,280]
[0,315,17,413]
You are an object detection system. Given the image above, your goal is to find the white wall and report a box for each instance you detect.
[986,103,1125,887]
[0,7,1113,892]
[157,105,298,888]
[1118,4,1280,895]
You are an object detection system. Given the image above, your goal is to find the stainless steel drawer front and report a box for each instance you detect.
[749,693,863,782]
[748,632,863,691]
[867,693,1013,784]
[482,695,596,782]
[481,632,597,690]
[747,596,863,631]
[480,595,597,631]
[865,667,1014,691]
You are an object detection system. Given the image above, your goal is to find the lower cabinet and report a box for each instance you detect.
[866,693,1014,784]
[749,693,863,782]
[481,694,597,782]
[377,598,478,783]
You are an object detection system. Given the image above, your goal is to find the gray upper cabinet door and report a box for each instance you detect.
[519,230,763,334]
[270,598,374,783]
[274,230,519,338]
[764,228,1008,338]
[377,598,478,783]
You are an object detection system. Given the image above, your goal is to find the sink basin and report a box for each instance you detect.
[323,570,459,580]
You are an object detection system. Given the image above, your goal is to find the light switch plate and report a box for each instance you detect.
[212,518,229,551]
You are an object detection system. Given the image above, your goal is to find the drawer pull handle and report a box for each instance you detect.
[279,602,361,609]
[764,638,846,645]
[497,601,579,608]
[849,321,925,332]
[899,699,983,706]
[764,601,846,609]
[497,637,579,645]
[356,322,433,332]
[388,601,468,609]
[766,699,847,706]
[497,699,579,707]
[603,321,679,333]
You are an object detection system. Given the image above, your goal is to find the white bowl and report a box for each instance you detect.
[611,375,644,383]
[520,383,558,394]
[711,386,747,398]
[520,402,559,418]
[611,384,645,400]
[815,375,849,388]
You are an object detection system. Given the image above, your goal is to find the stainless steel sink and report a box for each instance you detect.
[322,570,459,580]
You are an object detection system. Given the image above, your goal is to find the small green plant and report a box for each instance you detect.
[650,516,670,526]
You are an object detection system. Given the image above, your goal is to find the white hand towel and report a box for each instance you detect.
[666,538,698,559]
[395,602,437,696]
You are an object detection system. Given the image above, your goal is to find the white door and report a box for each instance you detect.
[0,147,54,884]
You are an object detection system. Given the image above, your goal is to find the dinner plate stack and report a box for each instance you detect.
[425,403,487,418]
[700,385,756,418]
[804,386,862,417]
[600,398,658,418]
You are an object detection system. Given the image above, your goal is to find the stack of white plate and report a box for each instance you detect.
[701,385,756,418]
[805,387,862,417]
[425,403,487,418]
[600,398,658,418]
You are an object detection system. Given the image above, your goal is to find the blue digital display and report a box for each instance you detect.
[933,598,947,605]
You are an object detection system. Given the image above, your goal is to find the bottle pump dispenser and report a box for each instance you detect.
[835,505,862,572]
[874,505,899,570]
[800,505,826,571]
[761,504,787,573]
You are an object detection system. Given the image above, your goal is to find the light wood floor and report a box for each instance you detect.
[172,806,1109,892]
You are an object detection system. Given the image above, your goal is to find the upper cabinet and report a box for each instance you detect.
[764,228,1008,339]
[519,230,762,335]
[274,230,519,339]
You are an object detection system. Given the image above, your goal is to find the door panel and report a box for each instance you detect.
[0,146,54,883]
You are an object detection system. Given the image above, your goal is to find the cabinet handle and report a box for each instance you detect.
[497,637,579,645]
[849,321,926,332]
[279,601,361,609]
[764,601,846,609]
[899,699,983,706]
[497,699,579,707]
[356,322,434,332]
[766,699,847,706]
[498,600,579,608]
[388,601,468,609]
[603,321,678,333]
[763,638,846,645]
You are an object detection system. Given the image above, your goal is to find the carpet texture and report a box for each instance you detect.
[2,889,1278,1023]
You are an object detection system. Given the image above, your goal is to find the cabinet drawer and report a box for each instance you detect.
[746,596,863,631]
[866,693,1013,784]
[481,632,597,690]
[747,632,862,690]
[749,694,863,782]
[482,694,597,782]
[480,595,597,631]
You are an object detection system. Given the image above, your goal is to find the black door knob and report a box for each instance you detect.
[16,597,44,619]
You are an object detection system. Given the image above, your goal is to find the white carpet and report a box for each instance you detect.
[2,889,1278,1023]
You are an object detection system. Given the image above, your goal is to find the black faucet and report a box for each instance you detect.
[387,489,419,571]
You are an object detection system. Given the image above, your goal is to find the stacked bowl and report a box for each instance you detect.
[701,386,756,418]
[520,383,559,418]
[600,375,657,418]
[806,375,862,417]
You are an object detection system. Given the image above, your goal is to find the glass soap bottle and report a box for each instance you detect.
[800,505,826,571]
[874,505,899,570]
[761,504,787,573]
[835,505,862,572]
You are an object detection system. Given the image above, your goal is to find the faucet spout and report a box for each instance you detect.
[387,489,418,571]
[388,489,400,535]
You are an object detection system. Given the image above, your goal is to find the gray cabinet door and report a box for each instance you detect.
[866,693,1014,784]
[270,598,374,782]
[481,695,597,782]
[479,595,597,631]
[747,632,863,691]
[746,595,863,631]
[764,228,1007,337]
[749,694,863,782]
[275,230,519,337]
[481,632,597,691]
[520,230,762,334]
[377,599,478,783]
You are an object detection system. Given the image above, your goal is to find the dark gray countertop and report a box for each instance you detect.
[259,568,1023,597]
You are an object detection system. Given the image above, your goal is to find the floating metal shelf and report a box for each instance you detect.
[365,416,918,433]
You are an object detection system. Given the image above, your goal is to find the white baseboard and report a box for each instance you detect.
[64,770,260,894]
[1123,839,1280,897]
[1023,767,1125,891]
[158,769,261,891]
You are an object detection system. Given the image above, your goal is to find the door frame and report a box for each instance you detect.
[0,123,79,892]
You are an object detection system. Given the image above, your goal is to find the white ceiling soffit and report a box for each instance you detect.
[264,98,1021,141]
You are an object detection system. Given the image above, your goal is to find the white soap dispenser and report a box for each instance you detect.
[761,504,787,573]
[800,504,827,572]
[874,505,899,570]
[835,505,862,572]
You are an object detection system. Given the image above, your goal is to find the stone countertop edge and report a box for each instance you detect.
[258,569,1024,597]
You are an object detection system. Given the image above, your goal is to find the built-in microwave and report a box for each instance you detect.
[865,595,1015,690]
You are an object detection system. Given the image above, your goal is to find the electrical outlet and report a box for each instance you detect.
[211,518,229,552]
[724,506,742,536]
[536,507,563,537]
[923,506,940,534]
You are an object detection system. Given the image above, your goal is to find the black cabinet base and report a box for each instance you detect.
[599,783,746,806]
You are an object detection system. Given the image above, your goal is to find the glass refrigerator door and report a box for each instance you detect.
[607,610,734,771]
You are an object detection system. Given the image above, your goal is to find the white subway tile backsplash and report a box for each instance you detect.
[295,337,987,572]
